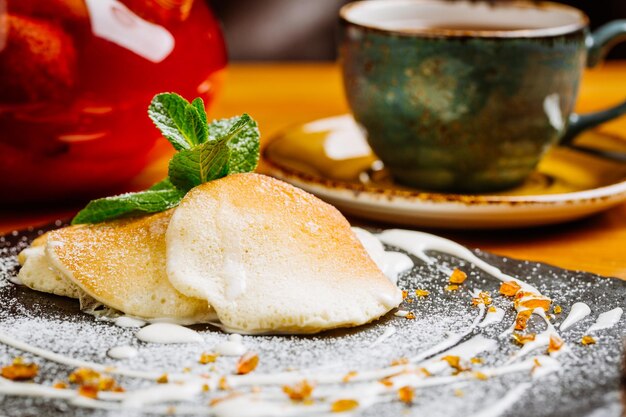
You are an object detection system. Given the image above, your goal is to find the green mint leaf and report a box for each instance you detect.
[207,113,260,174]
[192,97,208,128]
[148,93,207,150]
[167,114,260,192]
[168,138,230,192]
[72,186,185,225]
[148,178,177,191]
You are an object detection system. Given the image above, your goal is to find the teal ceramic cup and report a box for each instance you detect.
[339,0,626,193]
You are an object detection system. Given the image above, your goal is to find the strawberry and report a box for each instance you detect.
[0,14,77,103]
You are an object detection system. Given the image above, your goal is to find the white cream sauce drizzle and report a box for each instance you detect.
[559,302,591,332]
[214,334,247,356]
[467,383,531,417]
[0,229,593,416]
[587,307,623,333]
[377,229,540,293]
[113,316,146,328]
[135,323,204,344]
[369,326,396,348]
[107,345,139,360]
[352,227,414,284]
[479,307,505,328]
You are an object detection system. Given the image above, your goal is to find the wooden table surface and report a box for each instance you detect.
[1,62,625,278]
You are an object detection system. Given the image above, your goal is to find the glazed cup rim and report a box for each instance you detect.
[340,0,589,38]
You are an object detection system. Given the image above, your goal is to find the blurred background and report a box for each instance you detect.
[207,0,626,61]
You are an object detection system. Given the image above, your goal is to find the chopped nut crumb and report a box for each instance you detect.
[512,333,536,345]
[470,357,483,364]
[283,380,315,402]
[199,352,219,365]
[488,306,497,313]
[331,399,359,413]
[499,281,521,297]
[441,355,465,372]
[1,358,38,381]
[78,385,99,399]
[157,374,169,384]
[402,290,409,299]
[515,292,551,311]
[581,335,596,345]
[53,381,68,389]
[515,310,533,331]
[202,384,210,392]
[182,367,191,374]
[445,284,459,292]
[405,312,416,320]
[69,368,101,385]
[472,291,493,306]
[390,358,409,366]
[218,376,229,390]
[449,268,467,284]
[405,298,414,303]
[415,289,430,298]
[397,386,414,404]
[379,378,393,387]
[236,352,259,375]
[342,371,358,383]
[454,389,464,397]
[547,334,564,354]
[553,305,562,314]
[419,368,432,377]
[474,371,489,381]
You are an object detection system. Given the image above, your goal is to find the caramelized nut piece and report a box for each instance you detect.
[157,374,169,384]
[397,386,414,404]
[236,352,259,375]
[512,333,536,345]
[283,380,315,402]
[198,353,219,365]
[470,357,483,364]
[390,358,409,366]
[331,399,359,413]
[405,312,416,320]
[53,381,68,389]
[449,269,467,285]
[415,289,429,298]
[78,385,99,399]
[445,284,459,292]
[553,305,562,314]
[516,292,551,311]
[402,290,409,299]
[69,368,100,385]
[474,371,489,380]
[515,310,532,331]
[499,281,521,297]
[441,355,465,372]
[342,371,358,383]
[472,291,492,306]
[1,358,38,381]
[581,335,596,345]
[547,334,564,354]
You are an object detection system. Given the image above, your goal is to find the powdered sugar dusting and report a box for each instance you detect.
[0,223,624,417]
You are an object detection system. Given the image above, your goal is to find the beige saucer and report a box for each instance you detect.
[263,115,626,229]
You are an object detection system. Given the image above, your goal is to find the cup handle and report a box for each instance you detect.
[561,20,626,145]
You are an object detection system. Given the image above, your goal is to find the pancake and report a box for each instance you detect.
[166,173,402,334]
[17,233,84,299]
[45,210,214,323]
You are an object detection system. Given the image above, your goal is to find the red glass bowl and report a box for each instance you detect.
[0,0,227,203]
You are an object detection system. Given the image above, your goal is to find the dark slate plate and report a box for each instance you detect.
[0,222,624,417]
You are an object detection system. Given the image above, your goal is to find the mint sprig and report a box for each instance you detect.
[72,93,260,225]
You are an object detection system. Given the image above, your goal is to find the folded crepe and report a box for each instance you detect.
[166,173,402,333]
[18,174,401,333]
[18,233,83,299]
[43,210,214,323]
